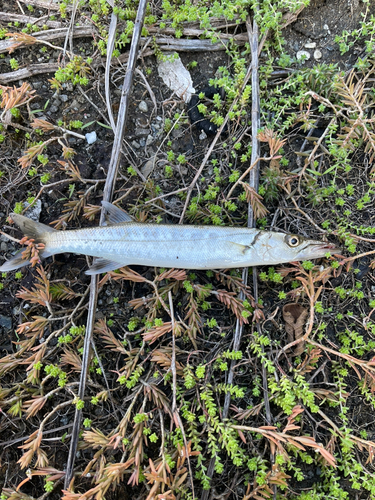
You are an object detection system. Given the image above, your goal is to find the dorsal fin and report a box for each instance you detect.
[101,201,135,224]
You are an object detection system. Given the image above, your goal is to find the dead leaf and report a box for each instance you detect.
[282,303,308,357]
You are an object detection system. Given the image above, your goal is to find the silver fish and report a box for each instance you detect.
[0,201,338,275]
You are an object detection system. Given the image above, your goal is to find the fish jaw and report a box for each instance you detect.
[295,241,339,261]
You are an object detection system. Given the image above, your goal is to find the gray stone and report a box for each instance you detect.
[146,134,154,146]
[60,94,68,102]
[70,99,79,111]
[131,141,140,149]
[135,127,150,137]
[24,199,42,222]
[141,156,156,177]
[50,105,59,113]
[138,101,148,113]
[0,315,12,330]
[0,242,8,251]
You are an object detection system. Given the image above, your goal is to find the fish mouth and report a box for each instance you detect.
[298,241,341,259]
[313,242,340,253]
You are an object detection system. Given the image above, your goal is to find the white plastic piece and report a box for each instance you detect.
[85,131,97,144]
[158,55,195,103]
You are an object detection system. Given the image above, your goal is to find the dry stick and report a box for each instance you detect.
[105,0,117,132]
[0,11,62,28]
[201,17,263,500]
[63,0,148,490]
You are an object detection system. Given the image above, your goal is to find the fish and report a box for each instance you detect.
[0,201,338,275]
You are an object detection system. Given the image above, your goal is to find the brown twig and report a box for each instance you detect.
[63,0,148,490]
[202,14,264,500]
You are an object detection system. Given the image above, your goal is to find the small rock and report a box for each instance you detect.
[146,134,154,146]
[70,99,79,111]
[199,130,207,140]
[138,101,148,113]
[141,156,156,177]
[323,24,329,30]
[52,98,61,107]
[134,127,150,137]
[85,131,97,145]
[314,49,322,60]
[49,105,59,113]
[1,242,8,252]
[32,81,43,89]
[304,42,316,49]
[0,315,12,330]
[60,94,68,103]
[24,199,42,222]
[296,50,311,61]
[131,140,140,149]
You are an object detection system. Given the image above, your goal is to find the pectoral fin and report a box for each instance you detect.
[228,241,251,254]
[86,258,129,275]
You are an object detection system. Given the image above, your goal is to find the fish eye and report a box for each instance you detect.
[286,235,300,247]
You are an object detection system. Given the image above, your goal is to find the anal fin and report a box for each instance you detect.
[86,258,129,275]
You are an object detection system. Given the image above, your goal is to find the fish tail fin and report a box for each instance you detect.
[0,213,56,272]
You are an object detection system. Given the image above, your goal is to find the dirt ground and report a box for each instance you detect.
[1,0,375,498]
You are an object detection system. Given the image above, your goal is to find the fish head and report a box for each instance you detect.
[261,232,339,264]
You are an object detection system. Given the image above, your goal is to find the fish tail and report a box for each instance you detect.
[0,213,56,272]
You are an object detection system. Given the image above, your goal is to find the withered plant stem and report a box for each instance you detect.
[63,0,148,490]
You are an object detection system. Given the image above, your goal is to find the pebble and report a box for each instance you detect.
[85,131,97,144]
[1,242,8,252]
[131,140,140,149]
[199,130,207,140]
[305,42,316,49]
[141,156,156,177]
[49,105,59,113]
[24,199,42,222]
[134,127,150,137]
[314,49,322,60]
[0,315,12,330]
[296,50,311,61]
[146,134,154,146]
[138,101,148,113]
[70,99,79,111]
[60,94,68,103]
